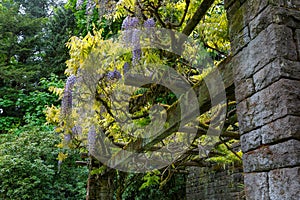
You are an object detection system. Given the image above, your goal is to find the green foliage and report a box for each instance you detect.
[120,172,186,200]
[0,125,87,200]
[65,0,123,37]
[0,74,64,132]
[0,0,68,131]
[139,170,161,191]
[45,1,238,199]
[42,5,78,78]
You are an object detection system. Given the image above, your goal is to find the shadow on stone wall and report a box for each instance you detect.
[186,164,245,200]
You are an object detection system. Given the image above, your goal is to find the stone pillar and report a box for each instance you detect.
[225,0,300,199]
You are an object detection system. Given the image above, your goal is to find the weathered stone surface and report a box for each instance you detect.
[186,166,245,200]
[261,115,300,144]
[286,0,300,8]
[268,0,285,6]
[253,58,300,92]
[245,0,268,22]
[231,25,251,55]
[269,167,300,200]
[237,79,300,133]
[224,0,237,10]
[244,172,269,200]
[240,129,262,153]
[243,139,300,172]
[235,77,255,102]
[296,29,300,61]
[228,0,268,42]
[228,4,247,42]
[233,24,297,86]
[249,5,300,39]
[228,1,300,200]
[241,115,300,152]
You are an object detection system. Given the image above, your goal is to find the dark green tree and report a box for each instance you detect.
[0,0,77,131]
[0,126,87,199]
[41,5,77,78]
[0,0,45,130]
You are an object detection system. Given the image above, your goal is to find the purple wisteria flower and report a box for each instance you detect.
[122,16,140,30]
[121,16,143,65]
[122,16,131,30]
[88,125,96,151]
[76,0,84,10]
[86,0,96,15]
[129,17,139,28]
[61,75,76,117]
[144,18,155,28]
[107,69,122,80]
[132,29,141,64]
[72,125,82,135]
[123,62,130,74]
[122,16,140,45]
[64,134,72,143]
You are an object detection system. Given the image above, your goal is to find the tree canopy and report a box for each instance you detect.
[0,0,242,199]
[45,0,241,198]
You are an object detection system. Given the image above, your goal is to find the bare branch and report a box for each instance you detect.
[182,0,215,36]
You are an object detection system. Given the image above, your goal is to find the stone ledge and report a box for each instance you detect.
[241,115,300,153]
[237,79,300,133]
[243,139,300,172]
[235,57,300,102]
[261,115,300,144]
[253,58,300,92]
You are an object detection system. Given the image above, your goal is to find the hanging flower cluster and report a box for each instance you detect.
[123,62,130,74]
[86,0,96,15]
[76,0,84,10]
[143,18,155,28]
[72,125,82,135]
[121,17,156,65]
[61,75,76,117]
[106,69,122,80]
[88,125,97,151]
[121,16,141,64]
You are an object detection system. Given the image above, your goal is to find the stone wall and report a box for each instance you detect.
[186,165,245,200]
[225,0,300,199]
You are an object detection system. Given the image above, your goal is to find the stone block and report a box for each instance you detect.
[235,77,255,102]
[228,0,269,39]
[268,0,286,6]
[240,129,262,152]
[226,0,241,21]
[269,167,300,200]
[245,0,268,23]
[228,5,247,42]
[261,115,300,144]
[253,58,300,92]
[243,139,300,172]
[233,24,297,86]
[296,29,300,61]
[249,5,300,39]
[231,25,251,55]
[286,0,300,8]
[244,172,269,200]
[224,0,237,10]
[237,79,300,133]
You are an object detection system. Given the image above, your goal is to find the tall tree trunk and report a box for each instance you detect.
[86,158,115,200]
